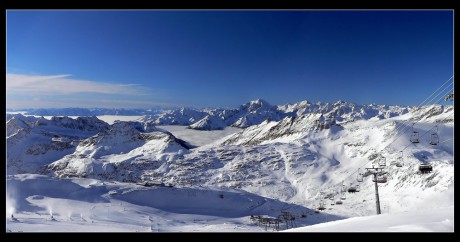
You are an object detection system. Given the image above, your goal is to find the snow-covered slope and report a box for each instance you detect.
[46,121,190,182]
[286,206,453,232]
[7,174,343,232]
[287,184,454,232]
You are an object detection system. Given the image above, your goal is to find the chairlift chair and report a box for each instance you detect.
[372,174,388,183]
[395,151,403,167]
[329,193,335,201]
[430,125,439,145]
[357,169,363,182]
[341,183,347,193]
[419,163,433,174]
[410,123,420,143]
[430,133,439,145]
[317,199,326,210]
[378,157,386,167]
[347,183,357,193]
[340,192,346,200]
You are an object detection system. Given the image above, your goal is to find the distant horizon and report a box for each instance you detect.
[7,10,453,109]
[6,96,453,112]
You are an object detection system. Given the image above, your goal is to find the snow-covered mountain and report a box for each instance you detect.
[6,101,454,232]
[145,99,287,130]
[278,100,410,121]
[188,115,227,130]
[223,99,287,128]
[139,99,414,131]
[38,103,453,217]
[6,115,110,174]
[6,115,187,176]
[13,99,416,131]
[46,120,191,181]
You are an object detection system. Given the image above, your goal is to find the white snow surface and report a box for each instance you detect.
[157,125,241,147]
[287,185,454,232]
[286,206,453,232]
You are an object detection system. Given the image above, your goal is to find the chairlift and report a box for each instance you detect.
[335,200,343,205]
[430,125,439,145]
[330,197,335,205]
[419,163,433,174]
[372,174,388,183]
[378,156,386,167]
[357,169,363,182]
[347,183,359,193]
[329,193,335,201]
[340,192,346,200]
[341,183,347,193]
[395,151,403,167]
[317,200,326,210]
[410,123,420,143]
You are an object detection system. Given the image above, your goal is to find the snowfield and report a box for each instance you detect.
[6,174,343,232]
[286,205,453,232]
[6,100,454,232]
[157,125,241,147]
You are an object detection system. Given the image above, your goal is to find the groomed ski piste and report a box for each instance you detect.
[6,99,454,232]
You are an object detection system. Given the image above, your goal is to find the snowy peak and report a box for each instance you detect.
[7,116,31,137]
[226,99,287,128]
[277,99,411,122]
[49,116,110,132]
[76,121,149,159]
[243,99,272,112]
[153,107,208,125]
[189,115,226,130]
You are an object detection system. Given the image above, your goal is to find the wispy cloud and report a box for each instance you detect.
[7,73,145,95]
[6,73,182,109]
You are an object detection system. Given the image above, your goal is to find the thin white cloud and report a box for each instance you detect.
[7,98,179,109]
[7,73,144,95]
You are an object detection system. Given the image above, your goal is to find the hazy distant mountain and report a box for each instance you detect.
[12,107,172,116]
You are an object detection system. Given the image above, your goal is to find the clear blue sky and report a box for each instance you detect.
[7,10,453,109]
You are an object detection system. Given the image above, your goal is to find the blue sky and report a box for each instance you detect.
[7,10,453,109]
